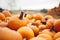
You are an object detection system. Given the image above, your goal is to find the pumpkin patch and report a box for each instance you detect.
[0,10,60,40]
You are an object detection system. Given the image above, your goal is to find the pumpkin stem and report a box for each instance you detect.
[0,8,4,12]
[19,11,24,19]
[41,22,46,25]
[50,26,54,32]
[45,18,48,20]
[24,14,27,17]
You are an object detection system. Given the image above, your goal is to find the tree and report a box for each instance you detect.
[40,9,48,13]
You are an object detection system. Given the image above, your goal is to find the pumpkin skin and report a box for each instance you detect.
[32,13,43,20]
[0,22,8,27]
[29,37,47,40]
[39,25,46,31]
[17,27,34,40]
[37,34,52,40]
[28,25,39,36]
[46,19,54,29]
[54,32,60,40]
[8,17,28,30]
[2,10,11,17]
[54,19,60,32]
[32,20,41,27]
[56,38,60,40]
[26,14,33,20]
[39,29,56,37]
[0,27,22,40]
[44,15,53,21]
[0,13,5,21]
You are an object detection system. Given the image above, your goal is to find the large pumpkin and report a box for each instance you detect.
[8,12,28,30]
[0,27,22,40]
[17,27,34,40]
[37,34,52,40]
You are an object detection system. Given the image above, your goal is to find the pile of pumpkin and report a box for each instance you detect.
[0,8,60,40]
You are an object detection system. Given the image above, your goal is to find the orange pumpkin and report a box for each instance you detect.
[8,12,28,30]
[39,29,56,37]
[32,20,41,27]
[38,25,46,31]
[0,20,2,23]
[26,14,33,20]
[54,32,60,40]
[2,10,11,17]
[0,22,8,27]
[32,13,44,20]
[44,15,53,21]
[0,27,22,40]
[17,27,34,40]
[37,34,52,40]
[54,19,60,32]
[0,13,5,21]
[28,25,39,36]
[29,37,47,40]
[46,19,54,29]
[56,38,60,40]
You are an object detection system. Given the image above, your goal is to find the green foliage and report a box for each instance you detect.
[40,9,48,13]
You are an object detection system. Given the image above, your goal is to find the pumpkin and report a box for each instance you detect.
[8,12,28,30]
[17,27,34,40]
[46,19,54,29]
[0,27,22,40]
[2,10,11,17]
[56,38,60,40]
[28,25,39,36]
[37,34,52,40]
[26,14,33,20]
[39,29,56,37]
[0,13,5,21]
[54,32,60,40]
[0,22,8,27]
[29,37,47,40]
[32,20,41,27]
[44,15,53,21]
[38,25,46,31]
[54,19,60,32]
[0,20,2,23]
[32,13,44,20]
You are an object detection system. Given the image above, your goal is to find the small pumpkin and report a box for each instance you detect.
[0,13,5,21]
[54,19,60,32]
[44,15,53,21]
[38,25,46,31]
[2,10,11,17]
[32,20,41,27]
[46,19,54,29]
[26,14,33,20]
[32,13,44,20]
[17,27,34,40]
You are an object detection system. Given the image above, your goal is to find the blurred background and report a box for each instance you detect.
[0,0,60,18]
